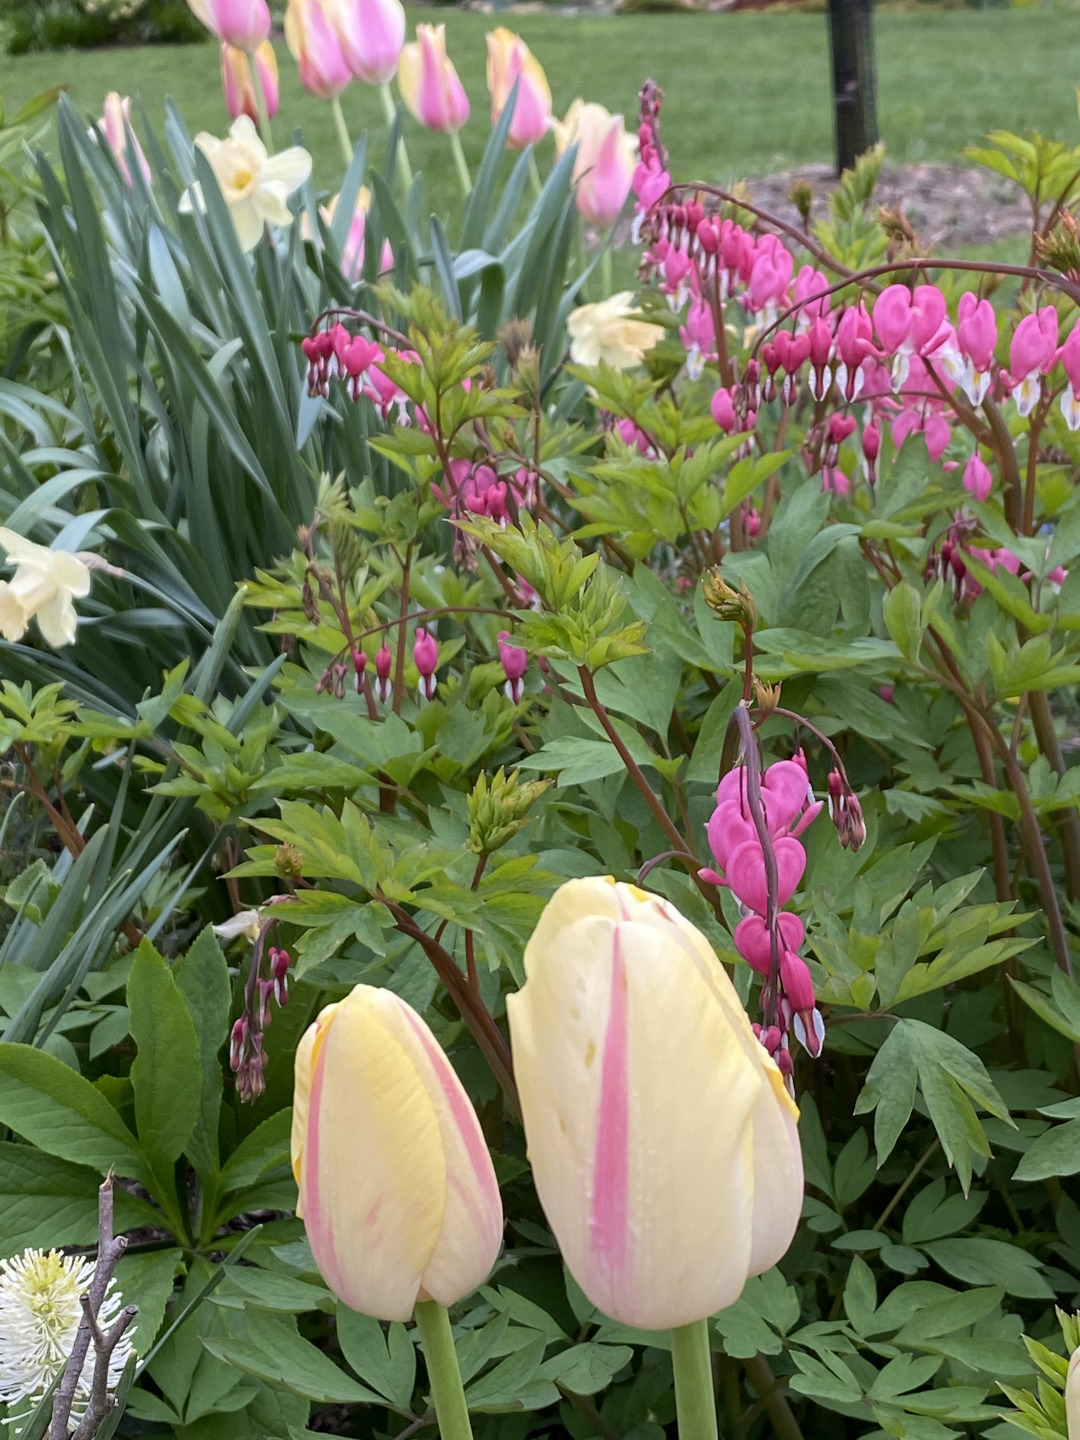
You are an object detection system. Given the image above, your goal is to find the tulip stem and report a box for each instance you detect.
[250,50,274,155]
[450,131,472,197]
[331,96,354,170]
[380,83,414,190]
[671,1320,720,1440]
[415,1301,473,1440]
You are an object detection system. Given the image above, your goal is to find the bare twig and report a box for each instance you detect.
[49,1175,135,1440]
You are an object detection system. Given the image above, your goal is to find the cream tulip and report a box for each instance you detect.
[552,100,635,226]
[0,530,91,649]
[1067,1346,1079,1440]
[507,878,803,1332]
[567,293,660,370]
[179,116,312,252]
[485,28,551,149]
[292,985,503,1322]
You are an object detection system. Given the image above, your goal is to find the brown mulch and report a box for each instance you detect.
[745,160,1033,254]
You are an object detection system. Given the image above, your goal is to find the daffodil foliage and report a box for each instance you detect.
[0,62,1080,1440]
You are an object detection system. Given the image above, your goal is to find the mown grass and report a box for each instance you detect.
[6,10,1077,224]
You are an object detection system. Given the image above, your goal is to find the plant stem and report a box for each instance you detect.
[249,51,274,154]
[379,82,413,189]
[450,131,472,197]
[599,239,613,302]
[331,96,354,169]
[671,1319,720,1440]
[415,1301,473,1440]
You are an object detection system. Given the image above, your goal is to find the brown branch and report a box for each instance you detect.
[50,1176,133,1440]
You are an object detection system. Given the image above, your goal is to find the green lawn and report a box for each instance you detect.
[6,10,1079,220]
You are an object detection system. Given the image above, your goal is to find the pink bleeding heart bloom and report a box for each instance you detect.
[733,913,806,977]
[326,0,405,84]
[374,643,393,703]
[398,24,469,133]
[413,626,439,701]
[962,451,993,503]
[286,0,352,99]
[794,265,831,324]
[187,0,271,50]
[616,418,652,455]
[221,40,279,123]
[711,387,737,433]
[1059,322,1080,431]
[778,953,825,1058]
[681,297,715,380]
[1009,307,1058,417]
[633,160,671,212]
[94,93,152,187]
[956,292,997,405]
[873,284,913,356]
[497,630,528,703]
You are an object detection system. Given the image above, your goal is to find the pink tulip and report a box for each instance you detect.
[486,28,551,149]
[962,452,993,503]
[186,0,270,51]
[553,101,634,227]
[286,0,352,98]
[325,0,405,84]
[220,41,279,123]
[94,93,152,187]
[398,24,469,134]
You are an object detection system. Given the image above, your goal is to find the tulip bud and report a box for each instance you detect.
[286,0,352,98]
[1066,1346,1079,1440]
[324,0,404,83]
[507,878,803,1330]
[292,986,503,1320]
[398,23,469,134]
[485,28,551,149]
[221,41,279,123]
[93,93,152,188]
[187,0,271,51]
[552,100,634,227]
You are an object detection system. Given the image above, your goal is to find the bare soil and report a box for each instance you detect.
[745,160,1033,253]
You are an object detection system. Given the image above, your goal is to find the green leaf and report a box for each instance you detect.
[882,582,924,663]
[202,1316,388,1407]
[218,1107,293,1197]
[115,1247,184,1356]
[0,1144,151,1258]
[1012,1117,1080,1181]
[173,928,231,1181]
[0,1043,142,1177]
[540,1343,634,1396]
[337,1309,417,1409]
[919,1238,1053,1299]
[128,940,202,1181]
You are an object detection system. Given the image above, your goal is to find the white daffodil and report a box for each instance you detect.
[0,1249,133,1424]
[567,292,661,370]
[212,909,264,942]
[179,116,312,252]
[0,529,92,648]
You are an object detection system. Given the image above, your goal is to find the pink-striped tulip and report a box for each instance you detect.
[552,101,635,226]
[292,985,503,1321]
[186,0,270,51]
[485,28,551,149]
[220,41,279,123]
[285,0,352,98]
[324,0,404,85]
[94,93,152,187]
[398,24,469,134]
[507,878,803,1331]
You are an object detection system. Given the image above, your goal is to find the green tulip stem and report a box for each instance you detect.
[380,83,413,190]
[671,1319,720,1440]
[415,1300,473,1440]
[249,50,275,155]
[331,96,353,170]
[599,238,614,303]
[450,131,473,198]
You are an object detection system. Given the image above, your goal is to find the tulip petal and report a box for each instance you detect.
[509,900,764,1331]
[302,989,445,1320]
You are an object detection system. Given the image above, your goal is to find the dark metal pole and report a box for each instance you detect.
[828,0,878,175]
